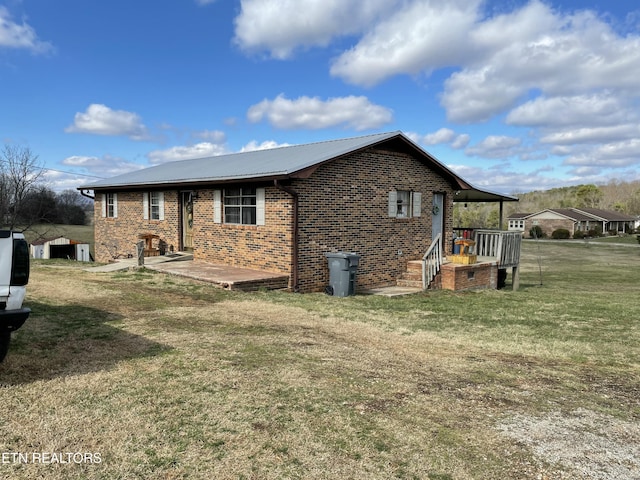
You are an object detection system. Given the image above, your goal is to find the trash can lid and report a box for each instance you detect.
[324,251,359,258]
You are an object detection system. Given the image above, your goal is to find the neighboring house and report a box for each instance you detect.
[509,208,636,237]
[507,212,530,234]
[79,131,515,293]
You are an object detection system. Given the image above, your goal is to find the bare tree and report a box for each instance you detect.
[0,144,45,230]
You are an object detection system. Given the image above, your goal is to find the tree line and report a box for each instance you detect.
[1,144,92,230]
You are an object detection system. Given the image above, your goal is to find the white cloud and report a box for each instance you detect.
[422,128,470,149]
[465,135,522,159]
[147,142,228,164]
[563,139,640,168]
[240,140,291,152]
[442,2,640,122]
[66,104,150,140]
[233,0,393,59]
[448,163,563,193]
[506,94,632,128]
[0,6,53,53]
[540,125,640,146]
[192,129,226,143]
[330,0,481,86]
[247,94,393,130]
[61,155,145,177]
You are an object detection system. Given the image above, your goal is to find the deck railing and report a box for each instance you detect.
[421,233,443,290]
[474,230,522,268]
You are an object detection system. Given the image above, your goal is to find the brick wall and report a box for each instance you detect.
[440,262,497,291]
[94,191,181,262]
[192,188,293,275]
[292,148,455,292]
[526,218,575,237]
[93,147,458,293]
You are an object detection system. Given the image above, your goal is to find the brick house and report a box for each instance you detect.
[509,208,636,238]
[79,131,509,293]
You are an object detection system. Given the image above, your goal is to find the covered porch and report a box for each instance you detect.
[421,186,522,292]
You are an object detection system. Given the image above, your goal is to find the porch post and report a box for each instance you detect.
[512,266,520,291]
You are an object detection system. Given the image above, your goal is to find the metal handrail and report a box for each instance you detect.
[421,233,442,290]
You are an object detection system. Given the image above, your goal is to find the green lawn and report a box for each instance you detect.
[0,241,638,479]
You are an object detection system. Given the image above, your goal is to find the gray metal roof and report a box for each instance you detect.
[79,131,409,190]
[78,130,517,204]
[452,187,518,203]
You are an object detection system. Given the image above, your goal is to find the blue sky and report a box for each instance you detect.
[1,0,639,194]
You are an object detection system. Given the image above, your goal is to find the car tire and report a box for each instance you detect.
[0,330,10,363]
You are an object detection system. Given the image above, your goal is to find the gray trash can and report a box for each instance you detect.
[325,252,360,297]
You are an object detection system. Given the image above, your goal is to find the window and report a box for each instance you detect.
[388,191,422,218]
[102,193,118,218]
[509,220,525,230]
[215,187,265,225]
[396,191,411,218]
[143,192,165,220]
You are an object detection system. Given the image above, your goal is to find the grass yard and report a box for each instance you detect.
[1,241,639,479]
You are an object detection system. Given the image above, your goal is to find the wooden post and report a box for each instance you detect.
[137,241,145,266]
[512,266,519,291]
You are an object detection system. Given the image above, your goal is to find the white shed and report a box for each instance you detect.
[30,236,91,262]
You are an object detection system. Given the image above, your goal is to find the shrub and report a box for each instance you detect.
[573,230,585,239]
[587,226,603,237]
[552,228,571,239]
[529,225,545,239]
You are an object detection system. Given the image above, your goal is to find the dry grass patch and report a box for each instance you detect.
[1,243,639,479]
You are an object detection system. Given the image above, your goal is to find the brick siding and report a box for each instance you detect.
[93,147,457,293]
[94,191,181,261]
[440,262,497,291]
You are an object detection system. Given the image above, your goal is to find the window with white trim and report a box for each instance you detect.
[102,193,118,218]
[143,192,165,220]
[214,187,265,226]
[388,190,421,218]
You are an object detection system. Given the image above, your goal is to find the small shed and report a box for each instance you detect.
[30,236,91,262]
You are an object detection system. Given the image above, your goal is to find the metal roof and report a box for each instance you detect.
[79,131,405,189]
[452,187,518,203]
[78,131,517,204]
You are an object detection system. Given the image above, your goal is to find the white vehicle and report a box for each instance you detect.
[0,231,31,362]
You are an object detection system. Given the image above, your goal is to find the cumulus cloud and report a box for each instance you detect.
[0,6,53,53]
[563,139,640,168]
[61,155,145,177]
[233,0,393,59]
[442,2,640,122]
[330,0,481,86]
[506,94,632,128]
[147,142,228,164]
[66,104,150,140]
[247,94,393,130]
[465,136,522,159]
[240,140,291,152]
[540,125,640,146]
[422,128,470,149]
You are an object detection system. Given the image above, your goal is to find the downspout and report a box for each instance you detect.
[80,189,95,200]
[274,180,299,292]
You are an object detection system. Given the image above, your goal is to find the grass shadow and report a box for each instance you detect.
[0,301,171,385]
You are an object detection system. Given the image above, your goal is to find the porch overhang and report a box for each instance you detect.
[454,187,519,230]
[453,187,518,203]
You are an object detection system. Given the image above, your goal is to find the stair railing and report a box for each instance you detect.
[421,233,442,290]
